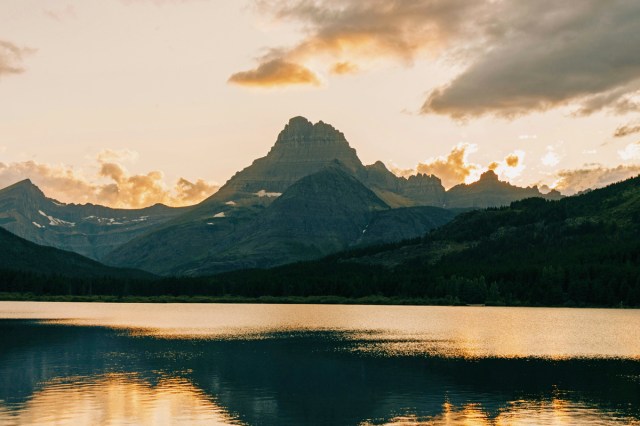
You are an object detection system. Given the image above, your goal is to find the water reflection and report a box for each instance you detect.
[1,373,239,426]
[0,316,639,425]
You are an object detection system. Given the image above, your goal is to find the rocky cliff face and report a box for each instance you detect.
[0,179,187,260]
[363,161,446,207]
[207,116,366,204]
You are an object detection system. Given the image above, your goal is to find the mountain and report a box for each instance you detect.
[0,117,565,276]
[363,161,446,207]
[178,163,389,275]
[221,174,639,306]
[107,164,456,275]
[103,117,564,275]
[205,116,366,204]
[0,226,151,279]
[445,170,562,208]
[185,116,447,209]
[0,179,189,261]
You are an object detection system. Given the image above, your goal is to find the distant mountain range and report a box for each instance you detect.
[0,116,562,276]
[0,179,188,261]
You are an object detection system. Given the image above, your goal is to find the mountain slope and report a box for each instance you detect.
[209,175,640,306]
[0,227,151,279]
[107,164,461,275]
[182,163,389,275]
[356,206,461,247]
[0,179,188,261]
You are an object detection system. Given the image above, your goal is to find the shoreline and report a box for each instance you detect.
[0,292,636,309]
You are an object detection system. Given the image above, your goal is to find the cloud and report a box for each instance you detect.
[618,142,640,161]
[239,1,640,117]
[391,143,480,189]
[415,143,479,189]
[422,1,640,118]
[43,5,76,21]
[614,123,640,138]
[553,164,640,195]
[487,151,526,181]
[392,146,526,188]
[228,59,320,87]
[505,154,519,167]
[119,0,205,5]
[0,40,36,76]
[232,0,488,87]
[541,146,561,167]
[174,178,218,204]
[96,148,140,163]
[330,62,359,75]
[0,152,218,208]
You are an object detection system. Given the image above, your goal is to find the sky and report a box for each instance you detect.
[1,0,640,208]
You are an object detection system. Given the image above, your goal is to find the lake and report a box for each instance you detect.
[0,302,639,425]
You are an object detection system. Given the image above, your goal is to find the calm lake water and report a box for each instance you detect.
[0,302,639,425]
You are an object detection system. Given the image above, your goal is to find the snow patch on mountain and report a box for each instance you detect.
[255,190,282,198]
[38,210,75,227]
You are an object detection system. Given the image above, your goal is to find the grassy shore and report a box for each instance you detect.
[0,292,472,305]
[1,292,634,308]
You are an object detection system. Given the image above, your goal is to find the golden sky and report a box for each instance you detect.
[1,0,640,207]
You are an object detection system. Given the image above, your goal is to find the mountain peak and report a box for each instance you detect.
[368,160,390,172]
[479,170,499,182]
[275,116,347,146]
[9,178,36,189]
[0,178,45,198]
[281,116,313,135]
[205,117,365,202]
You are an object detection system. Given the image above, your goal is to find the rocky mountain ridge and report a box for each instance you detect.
[0,116,564,275]
[106,163,458,275]
[0,179,189,260]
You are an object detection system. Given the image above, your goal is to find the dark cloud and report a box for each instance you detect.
[239,1,640,118]
[228,58,320,87]
[0,40,36,76]
[422,1,640,118]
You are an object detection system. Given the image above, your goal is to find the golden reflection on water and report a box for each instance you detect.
[361,398,640,425]
[1,375,636,426]
[1,302,640,359]
[0,373,241,426]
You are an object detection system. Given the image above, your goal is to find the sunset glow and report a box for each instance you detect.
[2,1,639,207]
